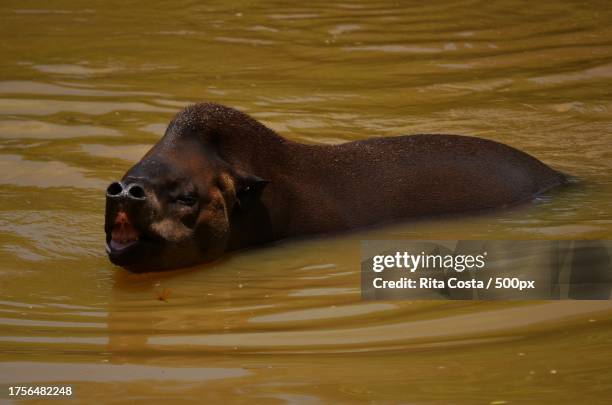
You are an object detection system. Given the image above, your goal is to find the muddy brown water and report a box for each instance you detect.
[1,0,612,403]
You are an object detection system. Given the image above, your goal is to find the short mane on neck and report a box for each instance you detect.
[158,103,291,170]
[165,103,283,145]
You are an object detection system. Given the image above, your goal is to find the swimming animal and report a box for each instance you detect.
[105,103,566,271]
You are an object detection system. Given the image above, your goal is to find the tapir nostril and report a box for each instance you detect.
[106,181,123,197]
[127,184,146,200]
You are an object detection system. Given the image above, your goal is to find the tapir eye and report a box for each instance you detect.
[176,194,197,206]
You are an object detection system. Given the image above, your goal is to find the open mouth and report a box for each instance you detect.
[106,211,141,255]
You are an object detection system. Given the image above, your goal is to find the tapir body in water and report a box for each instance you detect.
[105,103,567,272]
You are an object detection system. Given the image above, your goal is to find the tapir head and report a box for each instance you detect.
[104,104,269,272]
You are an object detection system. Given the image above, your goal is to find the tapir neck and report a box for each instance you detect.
[161,103,292,174]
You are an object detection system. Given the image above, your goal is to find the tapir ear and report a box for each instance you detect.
[235,173,269,209]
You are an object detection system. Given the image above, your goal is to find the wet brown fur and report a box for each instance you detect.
[170,103,566,240]
[106,102,567,271]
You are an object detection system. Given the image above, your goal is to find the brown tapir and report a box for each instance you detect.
[105,102,567,272]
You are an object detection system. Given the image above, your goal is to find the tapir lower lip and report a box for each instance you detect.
[108,239,139,252]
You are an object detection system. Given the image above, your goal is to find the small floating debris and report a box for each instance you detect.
[156,288,171,302]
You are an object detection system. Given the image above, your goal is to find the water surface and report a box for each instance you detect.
[1,0,612,403]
